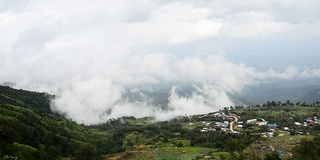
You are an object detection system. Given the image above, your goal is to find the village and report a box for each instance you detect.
[175,106,320,159]
[187,110,320,137]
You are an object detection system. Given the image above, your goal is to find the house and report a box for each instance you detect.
[275,150,286,155]
[256,118,268,126]
[267,132,274,137]
[201,128,208,132]
[268,123,278,127]
[257,121,268,126]
[221,128,229,132]
[294,122,301,126]
[215,122,222,126]
[223,121,229,128]
[305,117,312,121]
[261,132,274,138]
[226,116,234,120]
[212,112,224,117]
[246,119,257,124]
[200,130,207,132]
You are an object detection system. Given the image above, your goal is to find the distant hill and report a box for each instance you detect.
[298,88,320,103]
[237,79,320,105]
[123,81,320,107]
[244,85,318,103]
[0,85,53,113]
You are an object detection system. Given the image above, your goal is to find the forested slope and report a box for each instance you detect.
[0,85,119,160]
[0,85,53,113]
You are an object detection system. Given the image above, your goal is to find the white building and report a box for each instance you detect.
[246,119,257,124]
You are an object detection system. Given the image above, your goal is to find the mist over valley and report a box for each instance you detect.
[0,0,320,124]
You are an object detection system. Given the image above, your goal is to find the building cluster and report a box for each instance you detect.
[188,111,320,138]
[191,112,279,137]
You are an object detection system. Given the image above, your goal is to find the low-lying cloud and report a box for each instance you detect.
[1,0,320,124]
[46,54,320,124]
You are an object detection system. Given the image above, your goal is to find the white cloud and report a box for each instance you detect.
[1,0,320,124]
[263,66,320,79]
[51,78,123,124]
[166,85,234,115]
[174,55,259,92]
[222,11,294,38]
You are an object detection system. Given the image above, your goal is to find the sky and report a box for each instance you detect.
[0,0,320,124]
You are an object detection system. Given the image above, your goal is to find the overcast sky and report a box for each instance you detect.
[1,0,320,124]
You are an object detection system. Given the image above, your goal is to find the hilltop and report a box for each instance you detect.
[0,85,53,114]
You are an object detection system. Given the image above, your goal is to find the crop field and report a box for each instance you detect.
[106,147,218,160]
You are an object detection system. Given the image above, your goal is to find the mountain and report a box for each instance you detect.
[238,84,319,104]
[123,79,320,108]
[232,78,320,105]
[0,85,120,159]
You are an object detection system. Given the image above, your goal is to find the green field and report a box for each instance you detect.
[109,147,219,160]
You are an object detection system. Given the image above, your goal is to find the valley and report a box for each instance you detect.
[1,85,320,159]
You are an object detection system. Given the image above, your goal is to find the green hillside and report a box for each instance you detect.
[0,86,120,160]
[0,85,53,114]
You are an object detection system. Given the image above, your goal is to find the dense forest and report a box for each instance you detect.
[1,85,320,159]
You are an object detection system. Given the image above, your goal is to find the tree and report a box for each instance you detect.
[224,138,246,159]
[292,138,319,160]
[246,145,261,160]
[225,139,238,159]
[177,142,183,147]
[286,100,291,106]
[264,152,281,160]
[267,101,271,106]
[271,101,277,107]
[74,144,97,160]
[302,102,307,106]
[224,107,229,115]
[277,101,282,106]
[219,154,227,160]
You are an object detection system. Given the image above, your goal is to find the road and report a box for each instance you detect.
[230,115,238,133]
[221,112,238,133]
